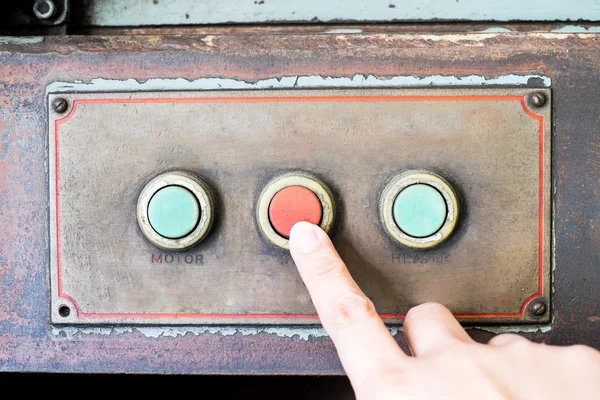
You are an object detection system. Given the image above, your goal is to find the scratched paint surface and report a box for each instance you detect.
[0,33,599,373]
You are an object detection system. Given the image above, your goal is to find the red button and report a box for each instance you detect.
[268,186,323,238]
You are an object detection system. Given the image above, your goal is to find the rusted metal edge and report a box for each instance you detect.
[70,24,600,36]
[1,32,599,55]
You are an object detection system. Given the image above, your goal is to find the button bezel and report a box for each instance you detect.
[257,172,335,250]
[379,170,459,249]
[137,171,214,250]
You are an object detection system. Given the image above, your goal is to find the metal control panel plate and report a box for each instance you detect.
[48,88,551,325]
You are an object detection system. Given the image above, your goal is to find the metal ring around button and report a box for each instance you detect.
[379,170,459,249]
[257,172,336,250]
[137,171,215,250]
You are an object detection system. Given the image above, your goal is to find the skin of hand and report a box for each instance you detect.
[288,222,600,400]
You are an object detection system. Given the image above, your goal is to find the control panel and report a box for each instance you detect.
[48,88,551,325]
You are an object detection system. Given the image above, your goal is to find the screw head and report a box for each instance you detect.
[529,299,547,317]
[530,92,547,108]
[33,0,56,20]
[52,98,68,113]
[58,305,71,318]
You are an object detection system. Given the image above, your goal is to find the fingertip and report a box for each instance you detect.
[404,302,473,356]
[289,221,324,255]
[405,302,448,320]
[289,220,316,238]
[488,333,529,347]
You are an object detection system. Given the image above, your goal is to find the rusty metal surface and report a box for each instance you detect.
[0,32,599,373]
[48,88,550,325]
[72,23,600,36]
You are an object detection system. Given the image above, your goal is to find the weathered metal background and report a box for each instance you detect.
[0,32,599,373]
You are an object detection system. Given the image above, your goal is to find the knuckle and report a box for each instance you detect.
[487,334,508,346]
[488,333,529,347]
[325,290,378,331]
[510,337,535,352]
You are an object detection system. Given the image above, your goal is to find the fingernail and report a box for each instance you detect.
[289,222,321,254]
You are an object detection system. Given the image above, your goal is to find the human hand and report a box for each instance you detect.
[288,222,600,399]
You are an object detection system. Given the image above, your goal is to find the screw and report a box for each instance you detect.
[58,305,71,318]
[529,299,547,317]
[52,98,68,113]
[530,92,547,108]
[33,0,56,20]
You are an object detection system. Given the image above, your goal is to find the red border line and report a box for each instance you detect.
[54,95,545,320]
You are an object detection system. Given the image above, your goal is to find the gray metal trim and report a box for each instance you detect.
[80,0,600,26]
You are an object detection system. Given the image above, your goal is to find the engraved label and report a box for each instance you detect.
[391,253,404,263]
[392,253,451,264]
[151,253,204,265]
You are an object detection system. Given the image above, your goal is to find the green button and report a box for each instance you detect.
[148,186,200,239]
[393,184,447,238]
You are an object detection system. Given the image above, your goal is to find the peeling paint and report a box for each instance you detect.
[477,26,600,34]
[551,25,600,33]
[478,27,513,33]
[199,35,218,48]
[468,324,552,334]
[53,325,403,340]
[0,36,43,45]
[54,326,134,340]
[529,32,600,40]
[46,73,551,95]
[52,322,551,340]
[325,29,363,34]
[406,33,499,43]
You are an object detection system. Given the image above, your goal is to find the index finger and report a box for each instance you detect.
[289,222,407,382]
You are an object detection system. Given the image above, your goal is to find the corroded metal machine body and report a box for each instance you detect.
[1,32,599,374]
